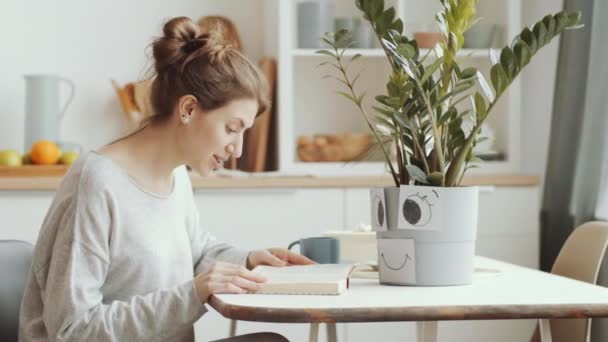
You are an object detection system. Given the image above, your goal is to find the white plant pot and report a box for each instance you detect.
[370,185,479,286]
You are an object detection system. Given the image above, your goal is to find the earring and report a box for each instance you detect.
[181,113,189,124]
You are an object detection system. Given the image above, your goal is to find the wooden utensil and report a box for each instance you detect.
[243,57,277,172]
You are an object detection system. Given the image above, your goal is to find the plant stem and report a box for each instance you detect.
[445,100,497,186]
[334,50,400,186]
[416,81,446,186]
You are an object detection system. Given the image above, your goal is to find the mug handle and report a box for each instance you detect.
[288,240,300,250]
[58,78,75,121]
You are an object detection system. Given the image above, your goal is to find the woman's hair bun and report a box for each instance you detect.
[147,16,269,126]
[152,16,226,73]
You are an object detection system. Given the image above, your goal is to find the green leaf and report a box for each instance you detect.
[567,11,582,27]
[406,164,429,184]
[459,67,477,79]
[397,44,416,59]
[420,57,444,84]
[533,21,548,47]
[520,27,538,54]
[392,18,404,34]
[335,29,353,48]
[357,91,367,104]
[490,64,509,96]
[391,111,409,128]
[438,107,456,126]
[434,81,474,109]
[372,105,394,117]
[375,95,391,107]
[369,0,384,21]
[387,82,400,97]
[513,40,532,67]
[376,8,395,34]
[500,47,517,78]
[542,15,556,38]
[338,91,358,104]
[375,116,396,130]
[382,7,396,24]
[474,92,486,122]
[315,50,336,58]
[448,129,466,150]
[351,53,363,62]
[476,136,489,144]
[427,172,444,186]
[554,11,569,32]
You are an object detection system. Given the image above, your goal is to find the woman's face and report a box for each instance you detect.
[179,97,257,176]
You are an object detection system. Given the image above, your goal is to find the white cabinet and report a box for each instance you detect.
[272,0,524,175]
[0,191,52,243]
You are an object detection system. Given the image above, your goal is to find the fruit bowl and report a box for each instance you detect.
[297,133,374,162]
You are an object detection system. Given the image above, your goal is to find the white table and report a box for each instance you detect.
[210,257,608,342]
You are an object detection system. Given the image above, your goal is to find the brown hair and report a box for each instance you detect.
[197,16,243,51]
[148,16,268,123]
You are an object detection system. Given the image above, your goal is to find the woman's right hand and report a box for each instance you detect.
[193,261,267,302]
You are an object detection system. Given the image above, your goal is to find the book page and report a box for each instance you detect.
[251,264,356,295]
[253,264,355,282]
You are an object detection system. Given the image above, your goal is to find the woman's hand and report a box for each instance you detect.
[246,248,316,269]
[193,261,267,302]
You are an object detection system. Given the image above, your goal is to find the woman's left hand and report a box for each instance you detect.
[246,248,316,269]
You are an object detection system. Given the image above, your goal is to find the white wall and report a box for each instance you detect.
[0,0,563,182]
[0,0,265,153]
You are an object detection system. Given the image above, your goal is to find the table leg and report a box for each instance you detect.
[326,323,337,342]
[309,323,319,342]
[539,319,553,342]
[416,321,438,342]
[229,320,237,337]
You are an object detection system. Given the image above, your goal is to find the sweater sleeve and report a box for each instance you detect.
[37,175,206,342]
[183,172,250,275]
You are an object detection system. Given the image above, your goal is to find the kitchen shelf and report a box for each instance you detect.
[275,0,523,176]
[0,165,69,178]
[293,48,492,59]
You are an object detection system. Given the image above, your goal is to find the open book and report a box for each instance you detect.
[252,264,357,295]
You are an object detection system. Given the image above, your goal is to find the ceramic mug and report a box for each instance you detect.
[288,237,340,264]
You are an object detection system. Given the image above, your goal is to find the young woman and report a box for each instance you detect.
[19,17,312,342]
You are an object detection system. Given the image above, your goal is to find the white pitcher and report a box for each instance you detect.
[23,74,75,150]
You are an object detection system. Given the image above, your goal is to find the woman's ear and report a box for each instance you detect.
[177,95,199,124]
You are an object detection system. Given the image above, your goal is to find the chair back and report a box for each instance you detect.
[531,221,608,342]
[0,240,34,342]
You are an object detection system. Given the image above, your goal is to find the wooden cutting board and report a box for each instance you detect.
[243,57,277,172]
[0,165,69,177]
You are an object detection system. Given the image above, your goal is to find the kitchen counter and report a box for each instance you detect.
[0,171,539,191]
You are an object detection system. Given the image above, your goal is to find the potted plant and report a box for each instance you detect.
[317,0,581,286]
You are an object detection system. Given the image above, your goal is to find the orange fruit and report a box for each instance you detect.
[30,140,61,165]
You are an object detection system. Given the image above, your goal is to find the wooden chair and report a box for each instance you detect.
[531,221,608,342]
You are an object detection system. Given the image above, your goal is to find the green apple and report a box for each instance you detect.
[59,151,79,165]
[0,150,23,167]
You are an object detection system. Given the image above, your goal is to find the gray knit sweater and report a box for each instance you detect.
[19,151,249,341]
